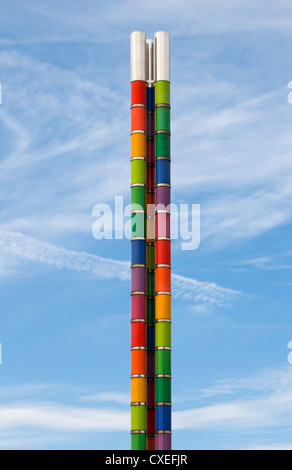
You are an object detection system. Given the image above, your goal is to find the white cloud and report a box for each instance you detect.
[201,188,292,248]
[174,400,270,430]
[242,257,273,269]
[174,367,292,431]
[0,397,281,434]
[173,87,292,190]
[198,366,292,398]
[172,273,240,306]
[0,403,129,432]
[241,256,292,271]
[80,392,130,405]
[0,50,128,173]
[0,230,130,281]
[171,81,292,247]
[0,49,133,252]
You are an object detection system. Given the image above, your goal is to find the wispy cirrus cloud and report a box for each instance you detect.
[200,186,292,248]
[0,49,130,243]
[172,81,292,247]
[0,403,129,432]
[171,273,240,306]
[2,0,292,46]
[0,230,240,305]
[241,256,292,271]
[197,366,292,398]
[0,50,128,172]
[0,230,130,281]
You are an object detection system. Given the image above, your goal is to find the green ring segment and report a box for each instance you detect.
[156,133,171,158]
[131,212,146,238]
[156,321,171,348]
[155,76,172,446]
[155,107,171,132]
[155,81,170,106]
[156,349,171,375]
[156,377,172,403]
[131,186,146,207]
[131,433,147,450]
[131,404,147,431]
[131,160,146,185]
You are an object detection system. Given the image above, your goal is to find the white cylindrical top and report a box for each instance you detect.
[146,39,155,87]
[131,31,146,82]
[155,31,170,82]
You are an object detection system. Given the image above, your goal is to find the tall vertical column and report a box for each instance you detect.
[146,39,156,451]
[154,31,172,451]
[130,31,147,451]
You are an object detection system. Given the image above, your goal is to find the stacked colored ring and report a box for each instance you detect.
[131,31,147,451]
[155,32,172,450]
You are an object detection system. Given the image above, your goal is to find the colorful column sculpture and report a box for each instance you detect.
[154,31,172,451]
[131,31,171,451]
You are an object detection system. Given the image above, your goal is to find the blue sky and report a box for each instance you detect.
[0,0,292,450]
